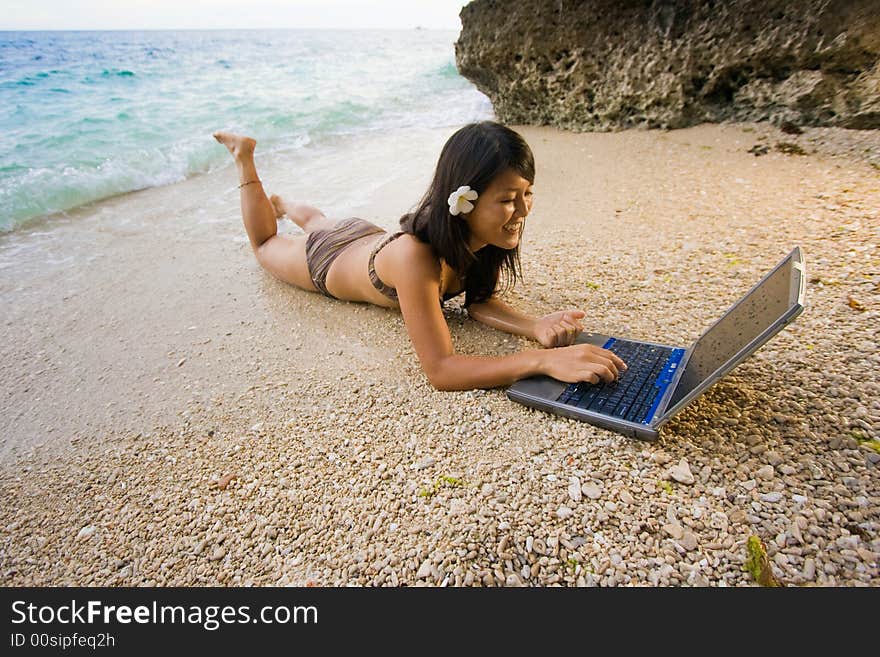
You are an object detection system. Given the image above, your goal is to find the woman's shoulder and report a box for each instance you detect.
[385,232,442,279]
[390,231,432,254]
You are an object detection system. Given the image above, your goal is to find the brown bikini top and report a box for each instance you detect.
[368,232,463,302]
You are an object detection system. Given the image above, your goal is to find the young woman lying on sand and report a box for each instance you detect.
[214,121,626,391]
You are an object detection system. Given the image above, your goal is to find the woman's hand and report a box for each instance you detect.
[533,309,586,348]
[539,343,627,384]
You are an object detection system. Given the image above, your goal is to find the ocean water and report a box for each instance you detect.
[0,29,493,231]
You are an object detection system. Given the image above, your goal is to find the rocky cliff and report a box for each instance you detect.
[455,0,880,130]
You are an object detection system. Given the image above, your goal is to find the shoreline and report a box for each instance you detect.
[3,118,877,240]
[1,121,877,586]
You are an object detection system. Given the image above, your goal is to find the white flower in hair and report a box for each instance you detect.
[447,185,478,216]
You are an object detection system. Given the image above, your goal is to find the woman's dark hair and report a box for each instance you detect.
[399,121,535,307]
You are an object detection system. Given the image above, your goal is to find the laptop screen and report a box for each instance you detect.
[667,251,802,409]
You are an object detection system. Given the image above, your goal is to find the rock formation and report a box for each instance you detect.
[455,0,880,130]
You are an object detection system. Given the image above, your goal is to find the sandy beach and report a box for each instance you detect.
[1,122,877,586]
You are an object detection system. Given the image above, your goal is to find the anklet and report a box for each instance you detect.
[238,179,262,189]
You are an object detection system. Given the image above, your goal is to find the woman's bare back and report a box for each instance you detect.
[308,220,464,308]
[322,230,396,307]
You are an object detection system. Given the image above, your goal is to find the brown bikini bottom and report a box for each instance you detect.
[304,217,385,299]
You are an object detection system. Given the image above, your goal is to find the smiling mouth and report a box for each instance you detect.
[503,222,523,233]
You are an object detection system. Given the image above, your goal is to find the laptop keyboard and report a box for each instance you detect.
[556,340,677,424]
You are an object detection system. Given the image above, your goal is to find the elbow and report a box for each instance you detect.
[426,370,456,392]
[429,379,456,392]
[465,302,486,324]
[424,358,462,392]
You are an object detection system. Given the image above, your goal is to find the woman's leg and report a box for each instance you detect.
[269,195,336,234]
[213,131,278,250]
[213,131,320,292]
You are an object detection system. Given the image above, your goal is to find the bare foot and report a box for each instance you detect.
[269,194,287,219]
[212,131,256,160]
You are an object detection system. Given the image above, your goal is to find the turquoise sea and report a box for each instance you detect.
[0,29,493,231]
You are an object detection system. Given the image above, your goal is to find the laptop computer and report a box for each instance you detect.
[506,247,806,441]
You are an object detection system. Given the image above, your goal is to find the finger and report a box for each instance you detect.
[559,319,578,332]
[583,351,618,381]
[589,362,616,384]
[581,371,600,384]
[594,346,627,372]
[560,321,580,345]
[608,352,627,371]
[552,325,566,347]
[598,356,619,381]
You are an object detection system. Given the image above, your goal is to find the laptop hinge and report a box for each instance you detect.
[651,343,693,423]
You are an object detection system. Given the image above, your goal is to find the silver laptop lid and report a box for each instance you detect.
[655,246,806,426]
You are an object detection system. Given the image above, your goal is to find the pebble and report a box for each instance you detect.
[802,558,816,580]
[856,548,876,564]
[755,465,775,480]
[680,532,698,551]
[76,526,96,540]
[790,522,804,545]
[505,573,523,587]
[411,456,436,470]
[709,512,728,531]
[728,509,747,524]
[582,482,603,500]
[663,523,684,540]
[668,459,695,484]
[568,477,582,502]
[416,560,433,580]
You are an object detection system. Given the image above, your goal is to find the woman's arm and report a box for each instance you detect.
[466,296,536,338]
[391,241,623,391]
[468,296,586,348]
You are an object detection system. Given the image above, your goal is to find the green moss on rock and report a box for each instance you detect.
[745,535,783,587]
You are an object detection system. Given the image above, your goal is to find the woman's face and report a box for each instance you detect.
[462,168,533,252]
